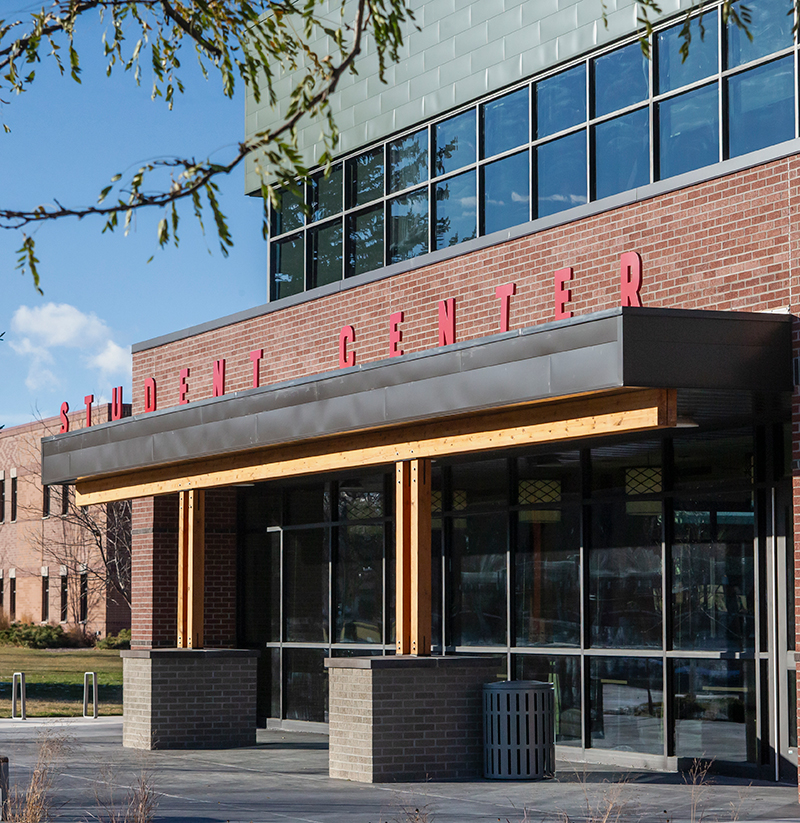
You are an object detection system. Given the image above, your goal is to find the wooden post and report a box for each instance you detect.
[177,489,205,649]
[395,459,432,656]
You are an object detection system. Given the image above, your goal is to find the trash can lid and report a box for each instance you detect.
[483,680,554,691]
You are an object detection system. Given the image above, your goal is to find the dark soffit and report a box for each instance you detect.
[41,307,792,485]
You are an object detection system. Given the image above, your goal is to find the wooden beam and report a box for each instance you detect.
[395,462,412,656]
[177,489,205,649]
[76,389,677,505]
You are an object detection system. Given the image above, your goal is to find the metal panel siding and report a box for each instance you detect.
[244,0,696,194]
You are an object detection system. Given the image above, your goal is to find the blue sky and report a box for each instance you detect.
[1,7,268,427]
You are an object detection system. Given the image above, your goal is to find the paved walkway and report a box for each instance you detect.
[1,718,799,823]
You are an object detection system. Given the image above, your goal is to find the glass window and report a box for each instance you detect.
[672,494,755,651]
[308,220,343,289]
[657,11,719,93]
[310,164,343,222]
[347,206,384,277]
[482,150,530,235]
[727,0,794,68]
[514,655,581,745]
[240,530,280,645]
[450,459,508,512]
[673,659,756,762]
[593,107,650,199]
[337,475,385,520]
[450,512,507,646]
[590,657,664,754]
[536,64,586,139]
[482,87,529,158]
[334,524,384,643]
[286,484,330,525]
[389,129,428,193]
[536,130,587,218]
[658,83,720,179]
[517,450,582,502]
[283,528,329,642]
[515,504,580,646]
[727,57,795,158]
[593,42,649,117]
[674,429,753,490]
[271,186,304,235]
[591,440,662,497]
[270,234,304,300]
[283,648,328,722]
[389,188,428,263]
[346,148,384,208]
[434,169,477,249]
[589,502,662,648]
[434,109,477,176]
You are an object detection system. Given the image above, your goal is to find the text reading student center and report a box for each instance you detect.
[41,0,800,786]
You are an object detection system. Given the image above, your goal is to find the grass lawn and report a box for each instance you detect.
[0,647,123,717]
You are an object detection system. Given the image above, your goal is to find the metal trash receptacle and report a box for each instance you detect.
[483,680,555,779]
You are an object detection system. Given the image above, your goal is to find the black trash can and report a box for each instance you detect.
[483,680,555,779]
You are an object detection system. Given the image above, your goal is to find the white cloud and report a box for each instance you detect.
[10,302,131,392]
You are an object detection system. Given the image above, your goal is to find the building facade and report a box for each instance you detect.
[42,0,800,782]
[0,410,131,638]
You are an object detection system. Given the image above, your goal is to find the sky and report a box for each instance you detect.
[0,5,269,427]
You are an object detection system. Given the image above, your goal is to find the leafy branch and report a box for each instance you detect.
[0,0,415,290]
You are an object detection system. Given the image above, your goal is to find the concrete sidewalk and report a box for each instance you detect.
[2,717,799,823]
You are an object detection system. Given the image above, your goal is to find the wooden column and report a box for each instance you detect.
[395,459,432,656]
[177,489,205,649]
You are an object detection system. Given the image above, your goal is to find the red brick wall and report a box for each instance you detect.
[131,158,794,414]
[204,488,238,647]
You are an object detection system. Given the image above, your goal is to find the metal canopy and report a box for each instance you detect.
[41,307,791,486]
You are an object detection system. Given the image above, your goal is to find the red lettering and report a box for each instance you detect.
[389,311,404,358]
[111,387,124,421]
[59,402,69,434]
[620,251,643,307]
[179,369,190,405]
[554,267,573,320]
[249,349,263,388]
[144,377,157,413]
[495,283,516,333]
[339,326,356,368]
[84,395,94,428]
[437,298,456,347]
[213,359,226,398]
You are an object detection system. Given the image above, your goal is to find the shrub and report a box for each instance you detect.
[96,629,131,650]
[0,622,73,649]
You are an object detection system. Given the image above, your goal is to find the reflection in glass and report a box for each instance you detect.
[335,524,383,643]
[673,430,753,490]
[536,64,586,138]
[389,129,428,193]
[658,84,719,179]
[309,220,343,288]
[269,647,280,718]
[283,528,329,642]
[338,475,385,520]
[727,57,795,158]
[593,107,649,199]
[240,529,280,645]
[517,451,581,501]
[271,186,304,235]
[434,169,477,249]
[347,206,384,277]
[593,42,649,117]
[286,484,329,525]
[590,657,663,753]
[727,0,793,67]
[482,87,529,158]
[674,659,756,762]
[389,188,428,263]
[310,164,343,222]
[283,648,328,722]
[515,655,581,745]
[346,148,384,207]
[536,130,587,217]
[515,506,580,646]
[271,234,304,300]
[450,512,507,646]
[431,517,442,650]
[589,503,662,648]
[672,496,755,650]
[450,459,508,511]
[483,151,530,234]
[591,440,662,496]
[435,109,477,175]
[657,11,718,93]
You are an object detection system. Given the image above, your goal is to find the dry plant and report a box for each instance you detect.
[684,758,713,823]
[5,729,70,823]
[557,766,636,823]
[89,766,159,823]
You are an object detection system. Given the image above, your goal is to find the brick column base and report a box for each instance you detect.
[121,649,259,750]
[325,655,498,783]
